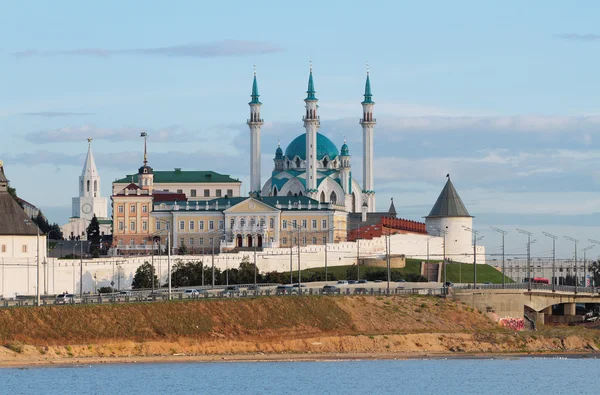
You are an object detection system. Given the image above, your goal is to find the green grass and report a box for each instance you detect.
[287,258,513,284]
[444,263,514,284]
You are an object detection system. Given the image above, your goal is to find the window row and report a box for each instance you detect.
[177,220,224,232]
[117,204,149,214]
[1,245,29,253]
[282,219,327,230]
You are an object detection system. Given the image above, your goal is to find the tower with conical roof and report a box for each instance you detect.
[248,66,264,195]
[138,132,154,191]
[303,61,320,196]
[360,66,376,212]
[339,138,352,196]
[425,175,474,262]
[72,138,108,221]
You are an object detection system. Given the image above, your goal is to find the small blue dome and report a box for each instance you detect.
[340,143,349,156]
[275,145,283,158]
[284,132,339,161]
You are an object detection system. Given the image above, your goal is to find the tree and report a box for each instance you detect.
[86,215,101,257]
[131,262,158,289]
[177,240,188,255]
[171,260,203,287]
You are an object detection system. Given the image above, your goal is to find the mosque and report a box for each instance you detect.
[251,65,375,214]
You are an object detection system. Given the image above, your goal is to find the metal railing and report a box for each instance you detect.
[0,286,448,308]
[454,283,600,294]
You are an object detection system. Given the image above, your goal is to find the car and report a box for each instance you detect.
[358,279,368,284]
[247,285,260,291]
[292,283,307,288]
[484,282,493,285]
[336,280,348,285]
[222,286,240,297]
[322,285,338,294]
[276,284,295,295]
[444,282,454,287]
[55,293,76,304]
[374,280,383,283]
[183,289,200,297]
[355,287,369,294]
[146,291,164,300]
[396,279,406,283]
[347,280,358,285]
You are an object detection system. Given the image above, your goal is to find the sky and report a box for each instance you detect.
[1,0,600,260]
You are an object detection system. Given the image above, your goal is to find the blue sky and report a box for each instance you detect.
[1,0,600,259]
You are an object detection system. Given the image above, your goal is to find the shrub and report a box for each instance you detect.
[6,341,24,353]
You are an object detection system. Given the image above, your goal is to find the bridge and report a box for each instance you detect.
[452,283,600,326]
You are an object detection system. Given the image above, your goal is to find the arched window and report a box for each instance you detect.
[259,218,265,227]
[86,180,90,192]
[295,158,301,168]
[287,191,293,196]
[323,157,328,167]
[240,218,245,227]
[298,191,302,196]
[320,191,325,203]
[250,218,256,227]
[352,192,356,212]
[330,192,337,204]
[269,217,275,229]
[80,180,83,193]
[273,186,278,196]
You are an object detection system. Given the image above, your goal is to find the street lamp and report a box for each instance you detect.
[542,232,558,291]
[583,245,595,289]
[517,229,534,291]
[463,226,481,288]
[433,227,448,290]
[490,227,507,289]
[23,219,41,306]
[154,218,172,299]
[425,236,435,283]
[564,236,579,293]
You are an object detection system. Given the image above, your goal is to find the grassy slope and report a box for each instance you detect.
[296,259,513,284]
[0,296,494,346]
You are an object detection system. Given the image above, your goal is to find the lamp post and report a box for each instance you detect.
[154,218,172,299]
[517,229,534,291]
[589,239,600,287]
[583,245,595,289]
[491,227,507,289]
[565,236,579,293]
[462,226,480,288]
[425,236,435,282]
[543,232,558,292]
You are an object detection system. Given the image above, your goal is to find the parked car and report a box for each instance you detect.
[322,285,338,294]
[483,282,493,285]
[247,285,260,291]
[347,280,358,285]
[396,279,406,283]
[374,280,383,283]
[358,279,368,284]
[222,286,240,297]
[146,290,164,300]
[444,282,454,287]
[336,280,348,285]
[292,283,307,288]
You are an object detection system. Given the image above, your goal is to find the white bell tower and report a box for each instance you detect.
[72,138,108,220]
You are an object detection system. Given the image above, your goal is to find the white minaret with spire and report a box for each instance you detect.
[247,65,264,195]
[360,64,376,212]
[304,60,320,196]
[71,138,108,221]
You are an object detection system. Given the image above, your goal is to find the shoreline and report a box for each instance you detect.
[1,350,598,369]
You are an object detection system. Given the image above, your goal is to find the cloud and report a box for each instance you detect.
[21,111,92,118]
[558,33,600,41]
[23,124,228,144]
[12,40,283,58]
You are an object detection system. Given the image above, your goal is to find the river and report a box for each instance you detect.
[1,357,597,394]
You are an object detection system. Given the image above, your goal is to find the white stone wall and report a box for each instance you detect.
[0,232,485,296]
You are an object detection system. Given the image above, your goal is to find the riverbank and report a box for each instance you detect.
[0,295,598,367]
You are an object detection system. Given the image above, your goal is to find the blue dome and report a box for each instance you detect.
[275,145,283,158]
[284,132,339,161]
[340,143,349,156]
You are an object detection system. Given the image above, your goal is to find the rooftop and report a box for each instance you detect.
[115,169,241,184]
[426,177,472,218]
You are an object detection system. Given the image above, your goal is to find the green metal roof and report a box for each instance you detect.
[340,143,349,156]
[284,132,339,161]
[362,74,374,104]
[306,70,317,101]
[426,177,471,218]
[249,74,261,105]
[115,170,241,184]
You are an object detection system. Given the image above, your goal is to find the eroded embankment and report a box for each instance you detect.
[0,295,598,365]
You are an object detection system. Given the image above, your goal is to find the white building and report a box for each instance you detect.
[62,139,111,240]
[0,160,47,297]
[257,66,376,213]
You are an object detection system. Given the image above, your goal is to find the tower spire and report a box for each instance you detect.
[362,63,374,104]
[306,59,317,101]
[360,66,376,212]
[248,66,264,195]
[250,64,261,105]
[141,132,148,166]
